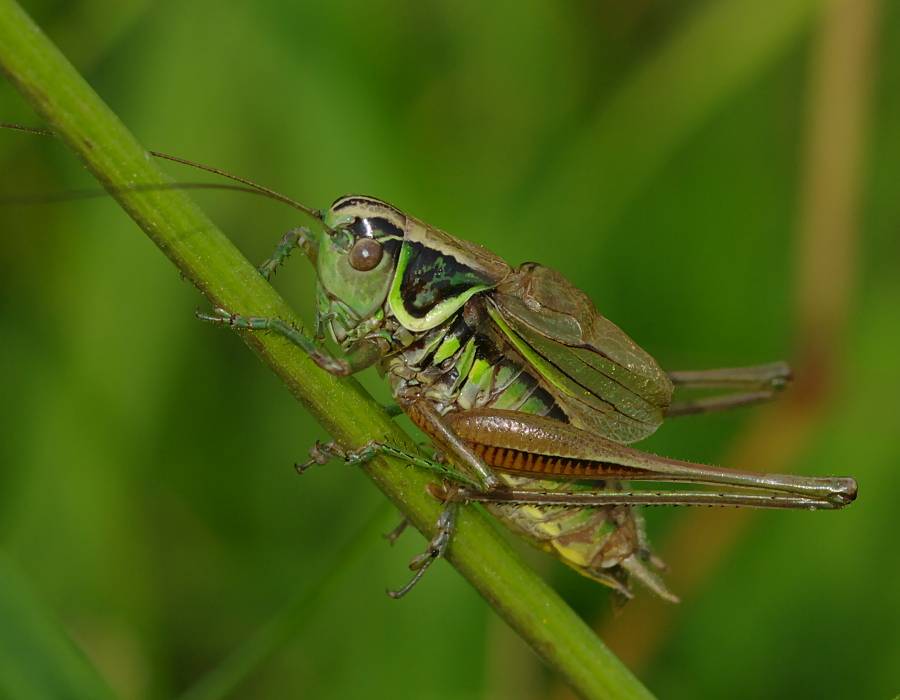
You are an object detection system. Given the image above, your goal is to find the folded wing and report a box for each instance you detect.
[491,263,673,443]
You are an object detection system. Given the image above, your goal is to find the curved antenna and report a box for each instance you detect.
[147,150,324,224]
[1,122,330,228]
[0,181,297,206]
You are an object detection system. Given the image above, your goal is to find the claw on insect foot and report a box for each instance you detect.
[383,518,410,546]
[295,440,342,474]
[386,493,458,599]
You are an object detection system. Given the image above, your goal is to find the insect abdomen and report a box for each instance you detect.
[471,342,669,599]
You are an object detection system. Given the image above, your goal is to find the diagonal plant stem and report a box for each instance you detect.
[0,2,653,699]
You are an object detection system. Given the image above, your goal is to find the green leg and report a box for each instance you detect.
[666,390,780,417]
[296,439,476,487]
[387,496,458,599]
[667,361,791,389]
[198,307,381,376]
[382,517,410,546]
[296,440,473,598]
[299,441,412,544]
[257,227,312,280]
[666,361,792,417]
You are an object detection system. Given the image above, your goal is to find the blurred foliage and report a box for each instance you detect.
[0,555,116,699]
[1,1,898,698]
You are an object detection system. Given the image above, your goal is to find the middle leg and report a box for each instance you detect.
[666,361,792,417]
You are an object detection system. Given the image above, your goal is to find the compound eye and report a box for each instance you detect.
[348,237,384,271]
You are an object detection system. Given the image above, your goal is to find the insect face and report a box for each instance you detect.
[314,196,405,341]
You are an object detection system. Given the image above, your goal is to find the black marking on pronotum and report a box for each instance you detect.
[381,239,402,261]
[400,242,493,318]
[349,216,405,240]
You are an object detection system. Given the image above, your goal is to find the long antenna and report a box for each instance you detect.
[1,181,295,206]
[147,150,324,222]
[1,122,327,225]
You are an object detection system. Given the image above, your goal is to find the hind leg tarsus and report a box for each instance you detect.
[387,494,458,599]
[383,517,410,546]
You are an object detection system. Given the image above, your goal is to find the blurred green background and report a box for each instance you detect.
[1,0,898,698]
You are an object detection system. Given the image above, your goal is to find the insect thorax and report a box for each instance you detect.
[383,297,560,417]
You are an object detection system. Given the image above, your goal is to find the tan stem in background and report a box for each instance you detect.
[595,0,880,674]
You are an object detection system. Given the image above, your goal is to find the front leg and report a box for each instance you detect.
[198,307,383,376]
[257,226,316,280]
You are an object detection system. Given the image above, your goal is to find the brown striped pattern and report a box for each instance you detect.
[470,442,644,479]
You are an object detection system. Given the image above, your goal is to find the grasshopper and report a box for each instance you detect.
[1,125,857,601]
[200,194,857,602]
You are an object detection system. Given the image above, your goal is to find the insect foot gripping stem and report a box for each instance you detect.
[293,440,398,475]
[295,441,347,475]
[387,486,460,599]
[295,440,473,486]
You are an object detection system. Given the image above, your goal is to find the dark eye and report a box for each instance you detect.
[348,237,384,271]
